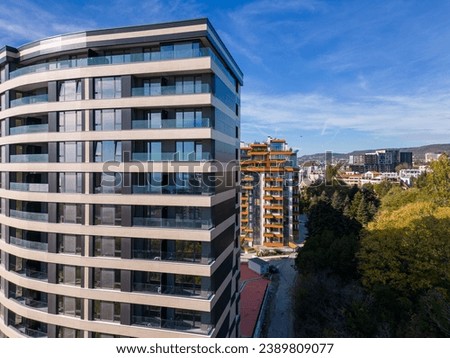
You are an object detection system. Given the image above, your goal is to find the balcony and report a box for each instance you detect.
[10,209,49,222]
[9,236,48,251]
[133,217,213,230]
[9,183,49,192]
[9,154,49,163]
[9,124,49,135]
[132,185,212,196]
[10,94,48,108]
[131,152,211,162]
[9,48,211,79]
[131,118,210,130]
[10,295,48,311]
[9,324,48,338]
[132,315,212,335]
[132,282,213,299]
[12,267,48,281]
[132,249,213,264]
[131,83,210,97]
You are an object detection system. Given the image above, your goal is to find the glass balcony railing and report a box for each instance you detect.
[133,217,213,230]
[12,268,48,281]
[9,48,212,79]
[132,249,213,264]
[9,324,48,338]
[132,185,213,195]
[131,315,212,334]
[131,118,210,129]
[10,94,48,108]
[132,282,212,299]
[9,183,49,192]
[10,295,48,311]
[9,154,49,163]
[131,83,210,97]
[10,209,49,222]
[9,124,49,135]
[9,236,48,251]
[131,152,211,162]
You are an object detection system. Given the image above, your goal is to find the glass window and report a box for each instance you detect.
[58,173,83,193]
[94,141,122,162]
[58,80,81,101]
[94,236,121,257]
[94,109,122,131]
[94,300,121,322]
[58,295,81,317]
[94,77,121,99]
[58,265,82,286]
[58,204,83,224]
[94,268,121,290]
[57,234,82,255]
[94,205,121,226]
[58,111,82,132]
[94,172,122,194]
[59,142,83,162]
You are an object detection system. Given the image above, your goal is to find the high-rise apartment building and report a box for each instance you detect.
[0,19,242,338]
[240,138,299,248]
[349,149,413,172]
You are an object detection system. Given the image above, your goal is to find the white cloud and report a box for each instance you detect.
[241,91,450,140]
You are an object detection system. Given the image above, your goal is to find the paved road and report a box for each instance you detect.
[262,254,297,338]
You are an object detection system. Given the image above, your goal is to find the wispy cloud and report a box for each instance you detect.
[241,90,450,142]
[0,0,206,47]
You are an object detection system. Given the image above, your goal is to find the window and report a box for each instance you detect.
[59,142,83,162]
[57,234,82,255]
[132,141,163,161]
[58,173,83,193]
[175,75,202,94]
[174,309,201,329]
[94,141,122,162]
[94,300,121,322]
[59,111,82,132]
[94,268,121,290]
[58,204,83,224]
[94,109,122,131]
[58,265,82,286]
[175,109,203,128]
[94,77,121,99]
[94,237,121,257]
[176,141,203,161]
[58,295,81,317]
[94,205,121,226]
[57,326,83,338]
[58,80,81,101]
[94,172,122,193]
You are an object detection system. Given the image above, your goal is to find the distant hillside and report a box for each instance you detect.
[299,143,450,163]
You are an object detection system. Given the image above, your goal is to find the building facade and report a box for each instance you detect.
[240,138,299,248]
[349,149,413,173]
[0,19,242,338]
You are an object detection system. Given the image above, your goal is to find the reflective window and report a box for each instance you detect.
[58,173,83,193]
[59,111,82,132]
[59,142,83,162]
[94,141,122,162]
[95,109,122,131]
[94,77,121,99]
[58,80,81,101]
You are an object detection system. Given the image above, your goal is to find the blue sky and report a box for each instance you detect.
[1,0,450,155]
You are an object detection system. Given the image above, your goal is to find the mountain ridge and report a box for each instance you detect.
[298,143,450,162]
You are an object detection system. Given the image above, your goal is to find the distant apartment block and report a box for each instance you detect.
[0,19,242,338]
[240,138,299,248]
[349,149,413,173]
[425,152,443,162]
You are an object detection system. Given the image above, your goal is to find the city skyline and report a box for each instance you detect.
[1,0,450,154]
